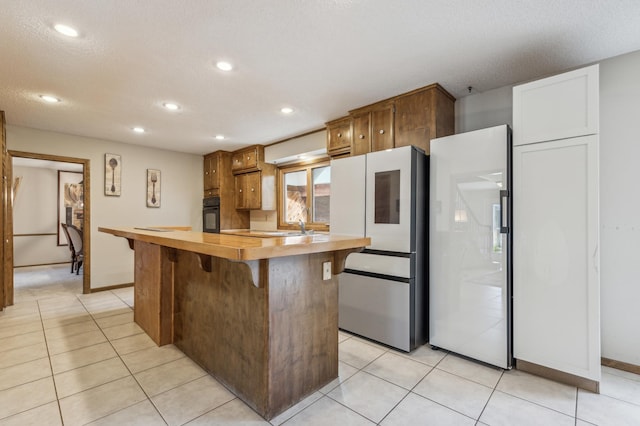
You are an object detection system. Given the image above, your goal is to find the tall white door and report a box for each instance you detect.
[513,135,600,381]
[430,125,511,369]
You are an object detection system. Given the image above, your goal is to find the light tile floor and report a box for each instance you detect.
[2,265,640,425]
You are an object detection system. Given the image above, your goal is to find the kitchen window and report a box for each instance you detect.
[278,160,330,231]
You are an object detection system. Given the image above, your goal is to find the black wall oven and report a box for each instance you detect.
[203,196,220,233]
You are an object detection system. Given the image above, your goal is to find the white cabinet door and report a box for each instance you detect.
[513,65,599,146]
[513,135,600,382]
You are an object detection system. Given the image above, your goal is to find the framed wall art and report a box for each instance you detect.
[105,153,121,196]
[146,169,161,207]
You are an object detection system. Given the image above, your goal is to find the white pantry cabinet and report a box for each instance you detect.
[513,65,599,146]
[513,65,601,387]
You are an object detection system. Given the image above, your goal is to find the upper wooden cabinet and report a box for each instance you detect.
[350,100,395,153]
[232,145,263,174]
[325,83,455,157]
[326,117,352,156]
[394,84,455,154]
[351,112,371,156]
[234,166,276,210]
[203,151,228,192]
[230,144,276,211]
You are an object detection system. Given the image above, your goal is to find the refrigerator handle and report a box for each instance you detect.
[500,189,510,234]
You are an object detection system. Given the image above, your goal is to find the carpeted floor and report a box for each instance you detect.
[13,263,83,304]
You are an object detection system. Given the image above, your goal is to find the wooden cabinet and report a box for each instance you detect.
[349,101,395,153]
[351,112,371,156]
[394,84,455,154]
[230,144,275,211]
[235,172,259,210]
[234,166,276,210]
[202,150,249,229]
[370,102,395,152]
[326,117,352,156]
[204,151,228,197]
[232,145,262,174]
[512,65,600,389]
[326,83,455,157]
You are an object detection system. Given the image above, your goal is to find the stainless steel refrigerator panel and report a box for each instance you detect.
[338,272,412,352]
[429,124,512,369]
[329,155,366,238]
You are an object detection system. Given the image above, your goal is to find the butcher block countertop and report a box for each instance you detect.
[98,226,370,261]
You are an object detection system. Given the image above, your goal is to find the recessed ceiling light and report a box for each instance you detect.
[54,24,78,37]
[162,102,180,111]
[216,61,233,71]
[281,107,294,114]
[132,127,145,134]
[215,135,225,140]
[39,95,61,103]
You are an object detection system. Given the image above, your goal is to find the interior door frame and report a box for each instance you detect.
[7,150,91,303]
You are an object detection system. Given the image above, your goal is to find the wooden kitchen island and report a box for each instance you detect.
[98,227,369,420]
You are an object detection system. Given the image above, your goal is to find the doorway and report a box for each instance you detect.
[7,151,90,304]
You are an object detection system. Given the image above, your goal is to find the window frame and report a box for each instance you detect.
[277,159,331,231]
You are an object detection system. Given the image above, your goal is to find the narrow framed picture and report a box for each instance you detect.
[105,153,121,196]
[146,169,161,207]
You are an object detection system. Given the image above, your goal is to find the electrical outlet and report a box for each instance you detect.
[322,261,331,281]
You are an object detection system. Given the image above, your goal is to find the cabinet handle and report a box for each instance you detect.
[337,132,342,138]
[251,187,255,192]
[247,156,251,160]
[359,134,365,139]
[379,129,385,134]
[205,171,209,175]
[239,189,242,193]
[212,169,216,173]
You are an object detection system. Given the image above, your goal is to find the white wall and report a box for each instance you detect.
[599,50,640,366]
[7,125,203,289]
[13,166,72,266]
[455,86,513,134]
[455,49,640,366]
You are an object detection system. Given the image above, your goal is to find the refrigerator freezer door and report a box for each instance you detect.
[339,272,412,351]
[429,125,512,369]
[330,155,366,237]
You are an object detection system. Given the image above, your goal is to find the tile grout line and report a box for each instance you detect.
[37,297,66,426]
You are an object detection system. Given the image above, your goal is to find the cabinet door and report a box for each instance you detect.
[327,118,352,155]
[513,64,599,146]
[203,153,220,190]
[231,152,244,172]
[513,135,600,382]
[245,172,261,209]
[351,112,371,156]
[234,174,246,209]
[394,90,431,153]
[371,104,394,152]
[243,148,258,170]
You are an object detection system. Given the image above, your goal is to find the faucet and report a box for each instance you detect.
[298,219,306,235]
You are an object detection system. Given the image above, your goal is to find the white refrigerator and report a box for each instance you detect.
[429,125,513,369]
[331,146,427,352]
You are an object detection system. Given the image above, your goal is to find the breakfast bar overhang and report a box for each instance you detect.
[98,227,370,420]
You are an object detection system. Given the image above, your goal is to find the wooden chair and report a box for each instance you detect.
[61,223,84,274]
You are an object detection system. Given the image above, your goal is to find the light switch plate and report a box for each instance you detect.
[322,261,331,281]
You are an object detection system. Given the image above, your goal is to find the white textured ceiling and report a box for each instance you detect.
[1,0,640,155]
